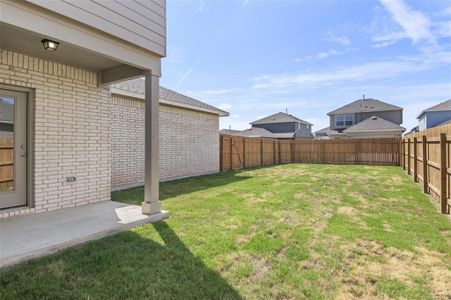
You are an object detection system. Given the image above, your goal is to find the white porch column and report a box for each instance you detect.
[142,72,161,215]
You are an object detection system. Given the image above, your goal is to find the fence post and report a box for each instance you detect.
[413,137,418,182]
[260,139,264,166]
[401,139,405,170]
[440,133,447,214]
[321,141,325,164]
[219,135,223,171]
[230,136,234,171]
[278,140,281,164]
[422,135,428,193]
[407,138,411,175]
[273,140,276,164]
[243,138,246,169]
[291,140,295,163]
[355,139,360,165]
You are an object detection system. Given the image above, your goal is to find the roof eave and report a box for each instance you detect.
[344,128,405,133]
[111,88,228,117]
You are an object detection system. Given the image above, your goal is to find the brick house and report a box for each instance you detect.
[0,0,167,218]
[110,79,228,191]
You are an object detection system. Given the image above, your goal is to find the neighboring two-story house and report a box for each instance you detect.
[221,112,313,139]
[315,98,405,138]
[417,99,451,131]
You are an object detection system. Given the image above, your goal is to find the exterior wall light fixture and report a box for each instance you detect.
[41,39,60,51]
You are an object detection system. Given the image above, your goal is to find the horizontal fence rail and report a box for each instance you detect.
[220,135,401,172]
[401,124,451,214]
[0,138,14,189]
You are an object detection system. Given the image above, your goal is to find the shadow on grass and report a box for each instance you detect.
[112,171,251,205]
[0,222,242,299]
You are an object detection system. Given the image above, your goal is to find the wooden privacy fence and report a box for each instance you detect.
[220,134,401,171]
[0,138,14,189]
[401,124,451,214]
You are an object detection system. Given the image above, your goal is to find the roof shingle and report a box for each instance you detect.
[417,99,451,118]
[250,112,312,125]
[220,128,295,139]
[111,79,229,116]
[343,116,405,133]
[328,98,402,116]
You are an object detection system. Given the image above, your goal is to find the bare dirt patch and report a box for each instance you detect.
[337,206,359,217]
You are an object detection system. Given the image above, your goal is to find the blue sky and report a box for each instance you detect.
[160,0,451,132]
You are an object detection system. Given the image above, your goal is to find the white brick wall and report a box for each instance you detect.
[0,49,111,219]
[111,94,220,189]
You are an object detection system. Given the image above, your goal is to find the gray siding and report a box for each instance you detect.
[295,123,312,138]
[26,0,166,57]
[418,115,427,131]
[253,122,296,133]
[330,110,402,130]
[358,110,402,125]
[425,111,451,129]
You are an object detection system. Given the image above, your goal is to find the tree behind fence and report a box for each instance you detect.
[219,135,401,172]
[401,124,451,214]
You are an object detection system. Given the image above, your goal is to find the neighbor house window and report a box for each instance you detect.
[336,115,353,126]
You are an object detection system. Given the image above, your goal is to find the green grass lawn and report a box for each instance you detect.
[1,164,450,299]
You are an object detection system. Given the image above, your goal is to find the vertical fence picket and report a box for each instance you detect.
[422,135,428,193]
[413,137,418,182]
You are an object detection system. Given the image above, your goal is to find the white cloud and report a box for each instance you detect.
[218,103,234,110]
[371,40,398,48]
[252,52,451,89]
[197,88,241,95]
[441,6,451,16]
[434,21,451,38]
[324,33,351,46]
[379,0,434,43]
[195,0,206,14]
[305,49,339,60]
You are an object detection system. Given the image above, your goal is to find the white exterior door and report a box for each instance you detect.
[0,88,27,209]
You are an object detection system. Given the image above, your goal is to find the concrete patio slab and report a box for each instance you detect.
[0,201,169,269]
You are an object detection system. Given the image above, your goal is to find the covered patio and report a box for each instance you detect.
[0,201,168,268]
[0,0,165,218]
[0,0,168,266]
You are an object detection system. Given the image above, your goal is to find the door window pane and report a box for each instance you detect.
[0,97,15,191]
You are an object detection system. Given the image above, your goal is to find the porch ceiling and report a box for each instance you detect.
[0,23,121,71]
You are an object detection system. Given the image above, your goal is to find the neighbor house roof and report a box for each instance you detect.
[220,127,295,139]
[250,112,312,125]
[327,99,402,116]
[314,127,340,135]
[405,126,419,135]
[343,116,405,133]
[417,99,451,119]
[110,79,229,117]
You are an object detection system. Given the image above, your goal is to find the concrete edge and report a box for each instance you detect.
[0,210,169,270]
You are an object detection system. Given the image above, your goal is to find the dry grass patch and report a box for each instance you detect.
[334,240,451,299]
[2,164,450,300]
